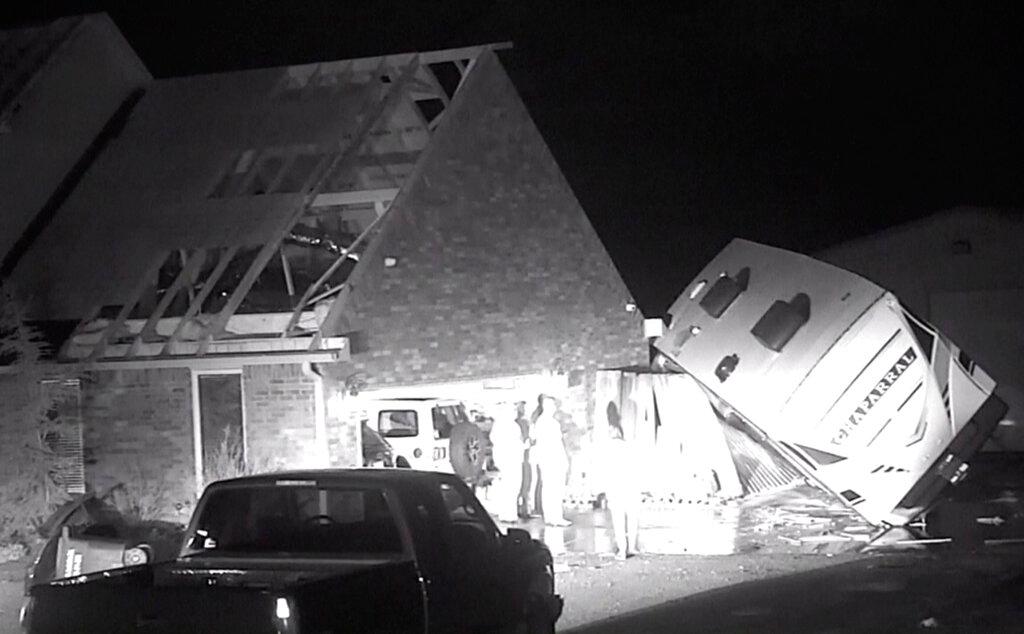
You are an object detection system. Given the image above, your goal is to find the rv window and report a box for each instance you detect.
[698,268,750,318]
[379,410,418,438]
[750,293,810,352]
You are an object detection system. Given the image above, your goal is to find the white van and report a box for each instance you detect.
[654,239,1007,526]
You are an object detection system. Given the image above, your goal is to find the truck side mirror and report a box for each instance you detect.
[504,527,531,547]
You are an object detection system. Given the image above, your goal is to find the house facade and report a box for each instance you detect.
[1,14,644,517]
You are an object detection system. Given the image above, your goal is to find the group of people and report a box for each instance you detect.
[489,395,569,526]
[488,394,642,560]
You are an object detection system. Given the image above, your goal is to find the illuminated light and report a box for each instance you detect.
[642,318,664,339]
[275,597,291,620]
[413,448,423,458]
[625,301,637,313]
[688,280,707,299]
[690,325,701,335]
[122,546,149,566]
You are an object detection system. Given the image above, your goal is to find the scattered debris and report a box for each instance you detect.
[919,616,940,628]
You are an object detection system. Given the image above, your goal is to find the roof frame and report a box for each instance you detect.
[195,54,423,355]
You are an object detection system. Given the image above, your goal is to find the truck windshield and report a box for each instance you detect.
[188,485,404,557]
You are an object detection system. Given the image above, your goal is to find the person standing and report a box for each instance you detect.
[532,395,570,526]
[605,422,642,560]
[489,404,526,523]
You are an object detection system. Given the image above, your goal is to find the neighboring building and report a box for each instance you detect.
[816,206,1024,450]
[1,14,644,515]
[0,13,150,277]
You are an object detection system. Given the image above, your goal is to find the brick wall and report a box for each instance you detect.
[243,364,320,469]
[80,368,195,519]
[328,51,645,429]
[326,388,360,468]
[0,374,41,479]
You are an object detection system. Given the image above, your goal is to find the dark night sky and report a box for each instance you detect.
[4,2,1024,315]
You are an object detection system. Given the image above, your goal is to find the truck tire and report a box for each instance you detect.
[450,422,487,480]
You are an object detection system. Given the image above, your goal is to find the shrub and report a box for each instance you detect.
[202,427,280,484]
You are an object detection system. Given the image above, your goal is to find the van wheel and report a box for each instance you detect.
[450,423,486,480]
[396,456,411,468]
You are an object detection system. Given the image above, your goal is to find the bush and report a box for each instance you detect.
[202,427,280,484]
[104,461,190,524]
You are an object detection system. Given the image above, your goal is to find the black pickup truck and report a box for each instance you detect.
[21,469,563,633]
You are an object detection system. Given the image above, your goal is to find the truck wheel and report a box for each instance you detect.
[450,422,486,480]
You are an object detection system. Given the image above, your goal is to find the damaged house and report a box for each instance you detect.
[0,14,645,515]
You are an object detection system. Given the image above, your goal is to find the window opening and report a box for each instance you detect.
[198,372,245,484]
[190,486,401,556]
[379,410,418,438]
[699,267,750,318]
[750,293,810,352]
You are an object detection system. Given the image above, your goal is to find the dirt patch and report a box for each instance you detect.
[555,550,865,631]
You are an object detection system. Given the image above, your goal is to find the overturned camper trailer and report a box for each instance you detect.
[653,239,1008,527]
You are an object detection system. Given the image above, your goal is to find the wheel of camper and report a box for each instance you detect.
[450,422,487,479]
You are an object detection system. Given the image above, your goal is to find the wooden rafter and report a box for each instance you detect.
[197,55,423,354]
[277,43,510,82]
[86,254,166,361]
[160,245,240,355]
[280,198,393,337]
[128,248,208,356]
[311,187,399,207]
